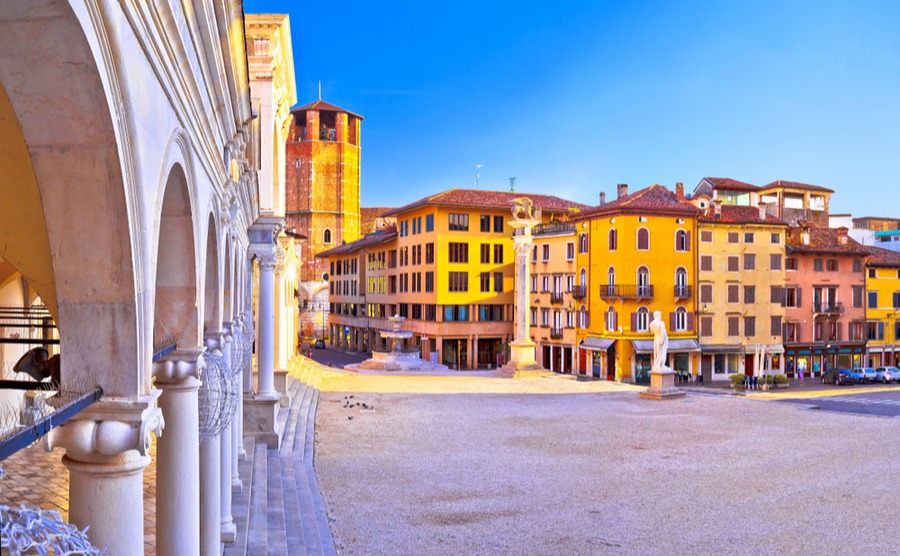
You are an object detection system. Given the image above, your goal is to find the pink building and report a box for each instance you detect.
[783,225,869,377]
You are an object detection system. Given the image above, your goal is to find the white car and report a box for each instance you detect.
[875,366,900,383]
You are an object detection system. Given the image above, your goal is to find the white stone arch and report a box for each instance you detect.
[0,0,147,397]
[202,205,223,333]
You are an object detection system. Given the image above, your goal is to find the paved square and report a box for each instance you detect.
[315,378,900,555]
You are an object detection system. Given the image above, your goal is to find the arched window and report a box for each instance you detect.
[580,268,586,287]
[608,228,617,251]
[675,229,690,252]
[634,306,650,332]
[579,306,588,329]
[606,266,616,297]
[579,232,588,253]
[636,227,650,250]
[323,228,333,244]
[674,306,688,332]
[637,266,650,297]
[605,306,618,332]
[675,267,688,298]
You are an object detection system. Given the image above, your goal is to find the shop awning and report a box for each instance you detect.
[699,344,742,354]
[632,339,701,353]
[580,337,614,350]
[741,344,785,354]
[867,345,900,354]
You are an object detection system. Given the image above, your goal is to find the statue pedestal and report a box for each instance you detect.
[639,369,685,400]
[495,339,549,378]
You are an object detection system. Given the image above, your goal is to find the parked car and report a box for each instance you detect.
[314,339,326,349]
[822,368,854,386]
[851,367,878,383]
[875,366,900,383]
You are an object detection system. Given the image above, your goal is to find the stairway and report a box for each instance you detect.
[225,358,336,556]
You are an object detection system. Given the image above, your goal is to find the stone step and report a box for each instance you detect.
[246,443,268,555]
[223,440,256,556]
[280,381,309,458]
[292,383,316,459]
[303,389,336,556]
[266,450,288,555]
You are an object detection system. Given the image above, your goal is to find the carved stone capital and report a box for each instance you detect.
[205,330,225,354]
[44,391,165,460]
[256,249,279,271]
[152,347,205,386]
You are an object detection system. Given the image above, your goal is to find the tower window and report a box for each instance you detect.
[323,228,333,244]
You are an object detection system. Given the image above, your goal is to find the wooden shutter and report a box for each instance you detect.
[687,312,694,331]
[670,312,676,330]
[631,312,638,331]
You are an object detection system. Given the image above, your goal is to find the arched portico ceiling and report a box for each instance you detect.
[204,212,221,331]
[0,1,142,397]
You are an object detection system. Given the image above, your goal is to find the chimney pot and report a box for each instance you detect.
[617,184,628,199]
[675,182,685,200]
[599,191,606,206]
[712,199,723,220]
[837,227,849,245]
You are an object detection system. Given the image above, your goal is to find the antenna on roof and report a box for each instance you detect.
[475,164,484,189]
[509,177,516,192]
[318,80,322,101]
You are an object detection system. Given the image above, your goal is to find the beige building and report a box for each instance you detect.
[696,204,787,381]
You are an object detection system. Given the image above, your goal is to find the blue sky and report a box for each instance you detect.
[246,0,900,215]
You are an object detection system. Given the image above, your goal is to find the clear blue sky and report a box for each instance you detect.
[246,0,900,216]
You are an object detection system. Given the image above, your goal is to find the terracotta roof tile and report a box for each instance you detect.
[785,226,869,256]
[704,177,760,192]
[360,207,395,234]
[291,99,363,119]
[576,184,699,220]
[760,180,834,194]
[866,245,900,268]
[316,225,397,258]
[698,205,787,225]
[383,188,590,217]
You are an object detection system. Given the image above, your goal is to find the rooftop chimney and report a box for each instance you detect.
[758,202,767,221]
[675,182,685,201]
[599,191,606,206]
[801,223,811,245]
[712,199,723,220]
[617,183,628,199]
[837,227,849,245]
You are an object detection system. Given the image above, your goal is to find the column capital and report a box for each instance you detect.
[205,329,225,353]
[256,249,279,271]
[152,347,204,386]
[44,391,164,460]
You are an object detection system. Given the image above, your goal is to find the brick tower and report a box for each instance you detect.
[285,99,362,338]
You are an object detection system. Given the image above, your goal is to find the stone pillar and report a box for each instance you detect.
[153,348,203,556]
[257,253,276,396]
[220,329,237,541]
[244,250,281,448]
[497,199,545,378]
[273,270,290,407]
[44,393,164,556]
[199,435,221,555]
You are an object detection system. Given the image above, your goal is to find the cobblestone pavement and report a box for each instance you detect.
[0,438,158,554]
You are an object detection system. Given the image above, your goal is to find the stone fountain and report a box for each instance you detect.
[344,315,448,372]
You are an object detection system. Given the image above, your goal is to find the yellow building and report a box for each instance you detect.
[575,184,699,382]
[320,189,586,369]
[864,246,900,367]
[530,218,582,373]
[695,203,788,382]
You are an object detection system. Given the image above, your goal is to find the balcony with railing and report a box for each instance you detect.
[572,285,586,300]
[598,284,654,300]
[533,222,575,236]
[674,285,692,299]
[812,302,844,315]
[550,327,564,339]
[550,291,563,304]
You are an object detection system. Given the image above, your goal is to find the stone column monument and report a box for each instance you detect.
[640,310,685,399]
[497,198,549,378]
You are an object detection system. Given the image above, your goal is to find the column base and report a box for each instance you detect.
[243,395,281,449]
[221,521,237,543]
[495,339,551,378]
[274,368,290,408]
[232,476,243,492]
[640,369,686,400]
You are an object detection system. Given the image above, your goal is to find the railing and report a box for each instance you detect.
[812,302,844,314]
[572,285,586,300]
[598,284,654,300]
[319,127,337,141]
[533,222,575,236]
[550,327,564,339]
[0,306,58,346]
[550,292,563,304]
[674,285,692,299]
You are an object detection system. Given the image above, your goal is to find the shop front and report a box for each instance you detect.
[632,339,700,384]
[578,337,614,380]
[784,343,865,378]
[867,345,900,367]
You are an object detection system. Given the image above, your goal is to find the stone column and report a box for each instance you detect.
[44,393,164,556]
[153,348,203,556]
[244,250,281,448]
[257,253,276,396]
[200,332,224,553]
[497,199,545,378]
[220,328,237,541]
[273,266,290,407]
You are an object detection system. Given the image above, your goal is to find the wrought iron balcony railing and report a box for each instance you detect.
[550,291,564,304]
[598,284,654,300]
[812,302,844,315]
[572,285,586,300]
[674,285,692,299]
[550,327,564,339]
